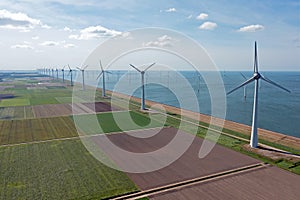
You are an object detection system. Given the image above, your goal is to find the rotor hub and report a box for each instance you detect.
[254,72,261,79]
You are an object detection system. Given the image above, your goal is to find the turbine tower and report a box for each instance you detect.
[130,63,155,110]
[56,68,59,79]
[77,65,88,90]
[62,66,65,83]
[96,60,112,97]
[227,41,290,148]
[67,65,74,86]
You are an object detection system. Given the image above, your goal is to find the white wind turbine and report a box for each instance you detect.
[227,41,291,148]
[61,66,66,83]
[130,63,155,110]
[67,65,74,86]
[77,65,88,90]
[55,68,59,79]
[96,60,112,97]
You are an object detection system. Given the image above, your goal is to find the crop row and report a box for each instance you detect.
[0,139,138,199]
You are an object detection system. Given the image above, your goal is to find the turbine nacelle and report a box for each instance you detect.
[253,72,261,80]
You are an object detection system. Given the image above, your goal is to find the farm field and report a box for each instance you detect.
[0,106,34,120]
[93,127,260,190]
[149,166,300,200]
[0,139,138,200]
[0,111,163,145]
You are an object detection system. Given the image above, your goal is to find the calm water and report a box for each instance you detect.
[68,70,300,138]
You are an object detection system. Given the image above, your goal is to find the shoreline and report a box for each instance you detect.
[103,89,300,151]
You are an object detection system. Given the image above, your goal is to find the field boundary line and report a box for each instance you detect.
[111,163,267,200]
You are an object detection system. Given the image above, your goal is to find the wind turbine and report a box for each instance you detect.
[55,68,59,79]
[96,60,112,97]
[67,65,74,86]
[130,63,155,110]
[61,66,66,83]
[77,65,88,90]
[227,41,290,148]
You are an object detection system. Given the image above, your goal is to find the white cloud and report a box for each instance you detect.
[199,21,217,30]
[32,36,39,40]
[40,41,60,46]
[143,35,173,47]
[165,8,176,12]
[0,9,41,31]
[69,25,122,40]
[196,13,208,20]
[238,24,265,32]
[63,26,72,32]
[64,43,76,48]
[41,24,51,29]
[11,44,34,50]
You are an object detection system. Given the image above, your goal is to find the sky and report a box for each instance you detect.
[0,0,299,71]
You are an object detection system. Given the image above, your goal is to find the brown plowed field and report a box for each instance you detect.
[83,102,121,112]
[93,127,260,190]
[32,102,119,118]
[150,166,300,200]
[33,104,73,117]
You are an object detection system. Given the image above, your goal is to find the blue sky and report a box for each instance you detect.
[0,0,299,70]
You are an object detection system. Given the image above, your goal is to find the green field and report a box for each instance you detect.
[0,139,138,199]
[0,106,34,120]
[0,111,164,145]
[74,111,164,135]
[0,98,30,107]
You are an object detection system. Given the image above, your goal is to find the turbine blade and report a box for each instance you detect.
[76,67,81,70]
[254,41,258,73]
[83,65,88,70]
[106,71,113,74]
[99,60,103,71]
[144,62,156,72]
[68,64,71,70]
[261,75,291,93]
[96,71,103,80]
[240,72,247,80]
[130,64,141,73]
[227,76,256,95]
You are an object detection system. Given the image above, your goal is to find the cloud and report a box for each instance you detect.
[32,36,39,40]
[143,35,173,47]
[63,26,72,32]
[69,25,122,40]
[40,41,60,46]
[199,21,217,30]
[64,43,76,48]
[196,13,208,20]
[165,8,176,12]
[238,24,264,32]
[0,9,42,31]
[11,44,34,50]
[41,24,51,29]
